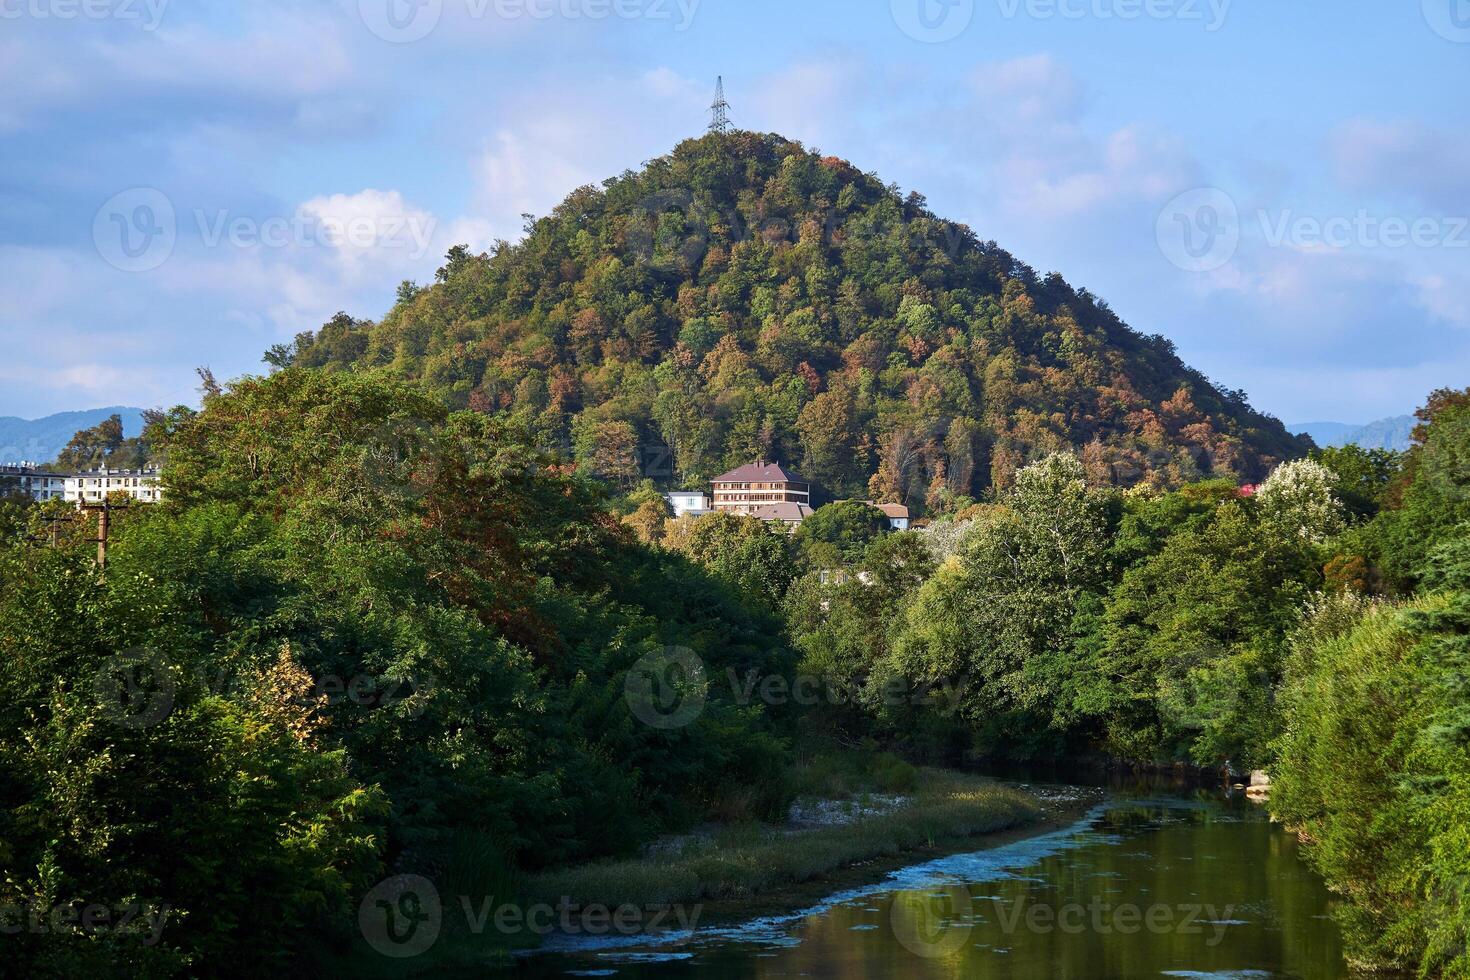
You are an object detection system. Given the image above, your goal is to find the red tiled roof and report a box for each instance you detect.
[712,461,808,485]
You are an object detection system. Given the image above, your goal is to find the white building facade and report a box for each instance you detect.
[871,502,910,531]
[666,491,712,518]
[65,468,163,504]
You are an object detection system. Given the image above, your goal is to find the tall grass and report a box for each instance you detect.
[525,769,1039,910]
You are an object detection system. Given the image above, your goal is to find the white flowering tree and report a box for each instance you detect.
[1256,458,1346,545]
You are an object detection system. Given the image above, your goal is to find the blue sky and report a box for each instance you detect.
[3,0,1467,425]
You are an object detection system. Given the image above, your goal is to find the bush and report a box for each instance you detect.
[1273,592,1470,976]
[869,752,918,793]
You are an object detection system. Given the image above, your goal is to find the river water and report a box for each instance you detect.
[512,782,1349,979]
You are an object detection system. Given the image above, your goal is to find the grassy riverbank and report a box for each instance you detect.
[524,767,1052,914]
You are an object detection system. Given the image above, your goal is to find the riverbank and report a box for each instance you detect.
[517,785,1349,980]
[524,768,1100,926]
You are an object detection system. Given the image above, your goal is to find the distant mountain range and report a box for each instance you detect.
[0,407,146,464]
[1290,416,1415,452]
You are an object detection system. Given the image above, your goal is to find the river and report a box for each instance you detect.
[512,779,1349,979]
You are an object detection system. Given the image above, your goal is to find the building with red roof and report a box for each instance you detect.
[710,461,811,516]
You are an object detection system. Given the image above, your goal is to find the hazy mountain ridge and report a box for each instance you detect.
[0,407,145,465]
[280,131,1309,509]
[1292,416,1414,452]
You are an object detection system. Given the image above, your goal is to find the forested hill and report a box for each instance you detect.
[279,131,1308,508]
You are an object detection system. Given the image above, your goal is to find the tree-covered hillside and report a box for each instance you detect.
[277,132,1307,508]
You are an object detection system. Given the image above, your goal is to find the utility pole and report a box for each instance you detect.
[709,76,731,135]
[24,511,76,550]
[79,498,128,574]
[43,511,72,548]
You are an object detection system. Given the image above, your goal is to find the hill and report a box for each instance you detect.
[278,131,1308,511]
[1291,421,1356,447]
[1346,415,1414,452]
[1292,416,1414,452]
[0,407,145,465]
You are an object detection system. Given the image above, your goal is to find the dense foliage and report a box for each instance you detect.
[1271,392,1470,978]
[276,132,1307,507]
[5,373,1467,977]
[772,390,1470,975]
[0,370,793,975]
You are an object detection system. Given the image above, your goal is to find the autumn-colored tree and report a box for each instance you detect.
[574,418,641,487]
[624,497,669,545]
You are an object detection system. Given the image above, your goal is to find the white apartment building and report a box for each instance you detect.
[65,468,163,504]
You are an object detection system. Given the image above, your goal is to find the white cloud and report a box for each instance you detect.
[90,16,352,100]
[990,122,1197,219]
[1332,118,1470,213]
[1413,273,1470,329]
[924,55,1203,220]
[970,54,1084,127]
[441,217,502,254]
[0,4,367,142]
[475,127,599,234]
[298,189,440,271]
[746,62,862,148]
[463,67,711,242]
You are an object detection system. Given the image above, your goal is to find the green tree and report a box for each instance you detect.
[797,386,864,495]
[665,511,797,609]
[1312,444,1402,518]
[887,454,1112,755]
[793,500,888,567]
[0,369,798,974]
[53,413,126,469]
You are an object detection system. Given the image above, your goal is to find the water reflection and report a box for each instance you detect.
[514,789,1347,979]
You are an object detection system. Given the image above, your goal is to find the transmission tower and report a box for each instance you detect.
[709,76,731,135]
